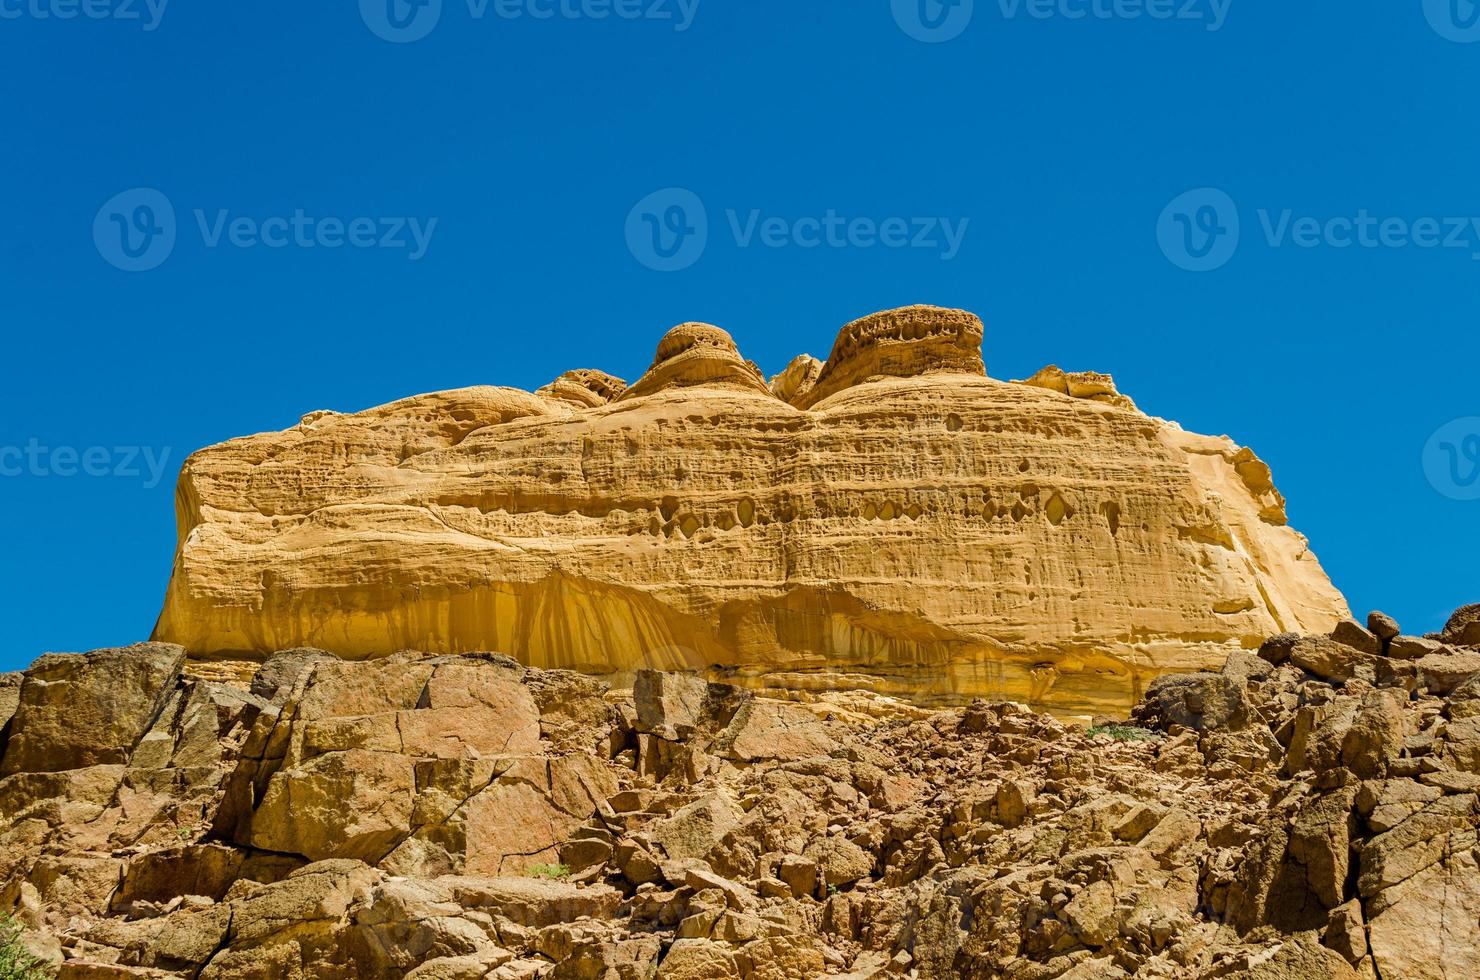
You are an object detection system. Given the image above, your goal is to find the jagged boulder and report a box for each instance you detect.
[1441,603,1480,647]
[6,602,1480,979]
[1134,671,1248,731]
[1,643,184,775]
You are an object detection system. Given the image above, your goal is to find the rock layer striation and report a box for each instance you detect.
[153,305,1347,714]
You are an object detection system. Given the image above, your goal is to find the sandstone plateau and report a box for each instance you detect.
[152,305,1347,715]
[3,607,1479,978]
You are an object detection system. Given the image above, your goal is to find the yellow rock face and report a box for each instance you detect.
[153,305,1348,714]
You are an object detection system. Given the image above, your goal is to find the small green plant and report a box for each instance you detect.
[527,863,571,881]
[1086,724,1159,743]
[0,915,48,980]
[177,825,196,841]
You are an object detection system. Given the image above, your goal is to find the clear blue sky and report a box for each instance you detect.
[3,0,1478,671]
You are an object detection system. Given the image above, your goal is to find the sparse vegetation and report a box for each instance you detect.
[527,863,571,881]
[0,915,47,980]
[1086,724,1159,742]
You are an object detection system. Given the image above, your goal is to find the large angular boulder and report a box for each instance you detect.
[1417,651,1480,696]
[1134,672,1248,732]
[1440,603,1480,647]
[1340,690,1406,778]
[1367,850,1480,980]
[714,699,839,762]
[251,749,417,863]
[634,671,711,741]
[1,644,184,776]
[1289,636,1378,685]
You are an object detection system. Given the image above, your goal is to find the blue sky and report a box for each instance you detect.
[2,0,1478,671]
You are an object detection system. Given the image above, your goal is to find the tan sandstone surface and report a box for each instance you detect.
[2,606,1478,978]
[152,305,1348,715]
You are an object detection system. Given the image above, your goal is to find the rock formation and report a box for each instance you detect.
[2,605,1477,978]
[5,303,1466,977]
[152,305,1348,715]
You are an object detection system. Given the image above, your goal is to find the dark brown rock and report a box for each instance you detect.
[1331,619,1382,656]
[0,643,184,776]
[1441,603,1480,646]
[1135,672,1248,732]
[1290,636,1379,685]
[1367,611,1401,642]
[1258,632,1301,666]
[1417,651,1480,696]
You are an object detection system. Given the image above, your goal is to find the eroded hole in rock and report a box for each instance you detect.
[738,499,756,527]
[1101,501,1122,536]
[946,413,963,432]
[1045,493,1073,527]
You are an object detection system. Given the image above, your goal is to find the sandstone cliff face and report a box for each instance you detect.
[3,608,1478,978]
[153,306,1347,714]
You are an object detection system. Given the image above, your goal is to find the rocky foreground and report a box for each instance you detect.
[1,607,1478,979]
